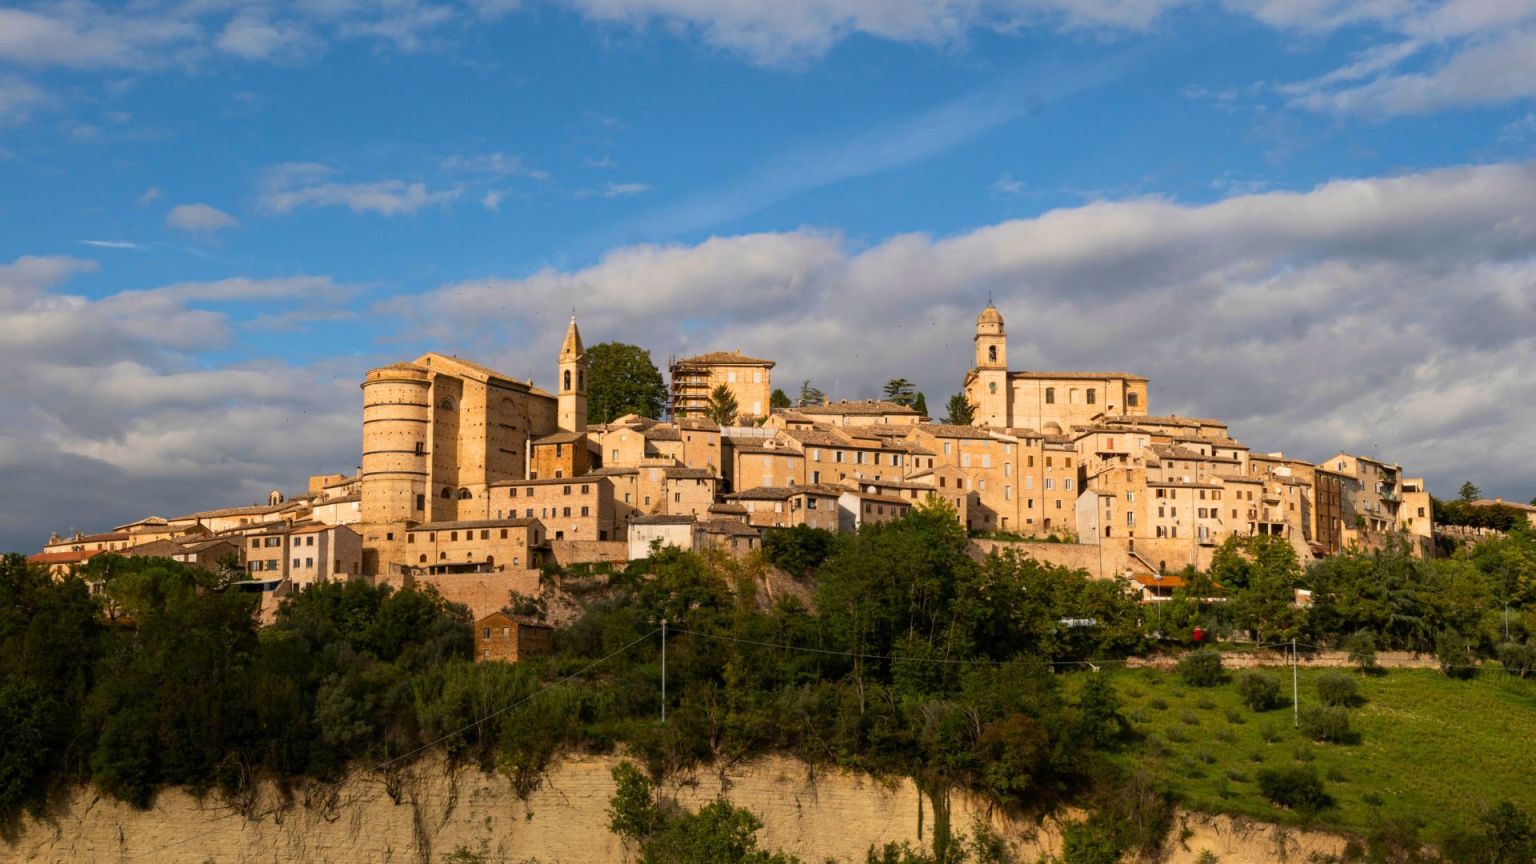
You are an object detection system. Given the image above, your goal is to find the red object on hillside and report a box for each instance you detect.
[1192,627,1207,643]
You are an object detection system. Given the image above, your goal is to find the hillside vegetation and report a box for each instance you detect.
[2,503,1535,863]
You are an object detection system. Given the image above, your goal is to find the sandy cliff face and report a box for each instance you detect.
[9,754,1344,863]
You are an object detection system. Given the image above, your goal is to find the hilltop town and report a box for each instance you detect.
[30,303,1466,625]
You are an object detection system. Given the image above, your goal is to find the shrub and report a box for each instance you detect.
[1177,650,1225,687]
[1225,707,1245,724]
[1316,671,1360,708]
[1256,766,1332,815]
[1498,641,1536,679]
[1259,722,1284,743]
[1149,697,1169,711]
[1236,670,1284,712]
[1298,705,1352,743]
[1180,710,1201,726]
[1346,630,1379,675]
[1437,629,1479,680]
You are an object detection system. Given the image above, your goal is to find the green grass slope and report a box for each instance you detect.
[1100,666,1536,843]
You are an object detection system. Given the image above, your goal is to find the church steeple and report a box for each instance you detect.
[558,315,588,432]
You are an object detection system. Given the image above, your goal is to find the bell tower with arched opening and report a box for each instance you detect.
[558,315,588,432]
[967,302,1010,427]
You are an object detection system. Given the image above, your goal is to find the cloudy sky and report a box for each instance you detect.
[3,0,1536,549]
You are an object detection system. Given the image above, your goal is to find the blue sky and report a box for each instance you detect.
[3,0,1536,548]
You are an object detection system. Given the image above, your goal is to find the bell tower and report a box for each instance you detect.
[558,315,587,432]
[970,302,1010,427]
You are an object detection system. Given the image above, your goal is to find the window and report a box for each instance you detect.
[582,506,591,516]
[306,557,313,568]
[988,345,997,362]
[563,370,571,389]
[943,442,951,455]
[500,529,508,539]
[451,531,458,541]
[1127,392,1139,407]
[581,484,589,493]
[989,381,997,394]
[440,397,455,410]
[292,558,300,568]
[612,449,619,461]
[1005,485,1012,501]
[1087,388,1096,405]
[1045,387,1055,404]
[563,485,572,495]
[408,534,415,544]
[416,493,425,511]
[1045,478,1055,489]
[414,441,425,455]
[480,530,490,540]
[982,454,991,468]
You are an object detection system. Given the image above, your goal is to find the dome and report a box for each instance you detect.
[977,304,1004,330]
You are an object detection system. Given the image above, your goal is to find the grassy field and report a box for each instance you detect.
[1093,664,1536,843]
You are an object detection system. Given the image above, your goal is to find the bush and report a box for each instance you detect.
[1498,641,1536,679]
[1256,766,1332,815]
[1315,671,1360,708]
[1437,629,1479,680]
[1298,705,1352,743]
[1177,650,1225,687]
[1345,630,1379,674]
[1236,670,1284,712]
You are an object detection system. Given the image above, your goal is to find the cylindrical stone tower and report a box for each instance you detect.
[360,362,432,527]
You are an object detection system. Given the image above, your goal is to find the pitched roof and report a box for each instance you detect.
[663,467,716,480]
[700,519,760,536]
[630,514,696,525]
[28,550,100,565]
[726,484,844,501]
[124,539,189,557]
[674,350,775,367]
[796,399,918,416]
[643,427,683,442]
[913,423,996,440]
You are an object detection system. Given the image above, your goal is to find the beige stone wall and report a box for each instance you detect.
[675,360,773,420]
[548,539,628,566]
[494,479,614,542]
[405,523,541,572]
[734,449,806,491]
[412,569,541,620]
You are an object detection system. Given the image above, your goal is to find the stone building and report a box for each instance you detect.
[669,350,774,421]
[962,303,1148,433]
[474,612,554,663]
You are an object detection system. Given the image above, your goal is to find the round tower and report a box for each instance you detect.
[360,363,432,527]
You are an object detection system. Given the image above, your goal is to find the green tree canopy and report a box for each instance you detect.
[705,383,740,425]
[942,393,975,425]
[912,392,928,418]
[883,378,916,407]
[1461,481,1483,502]
[587,342,667,423]
[797,380,826,407]
[769,388,791,410]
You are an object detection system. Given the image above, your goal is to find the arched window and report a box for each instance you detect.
[419,554,427,563]
[563,370,572,390]
[485,555,495,566]
[988,381,997,394]
[988,345,997,363]
[458,488,472,500]
[441,487,452,499]
[439,397,455,411]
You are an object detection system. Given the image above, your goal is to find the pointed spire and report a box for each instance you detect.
[560,314,584,361]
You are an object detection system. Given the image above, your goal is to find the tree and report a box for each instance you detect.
[705,384,740,425]
[883,378,916,407]
[797,380,825,407]
[1461,481,1483,503]
[942,393,974,425]
[587,342,667,423]
[769,389,791,410]
[912,392,929,418]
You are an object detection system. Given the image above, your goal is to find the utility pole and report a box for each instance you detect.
[660,618,668,725]
[1292,637,1299,729]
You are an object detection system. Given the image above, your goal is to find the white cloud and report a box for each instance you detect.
[138,187,162,206]
[79,240,145,250]
[559,0,1188,65]
[258,163,462,215]
[577,181,653,199]
[395,161,1536,505]
[0,78,46,126]
[441,151,549,179]
[166,203,240,232]
[481,189,504,211]
[990,173,1026,195]
[0,258,361,549]
[216,12,325,63]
